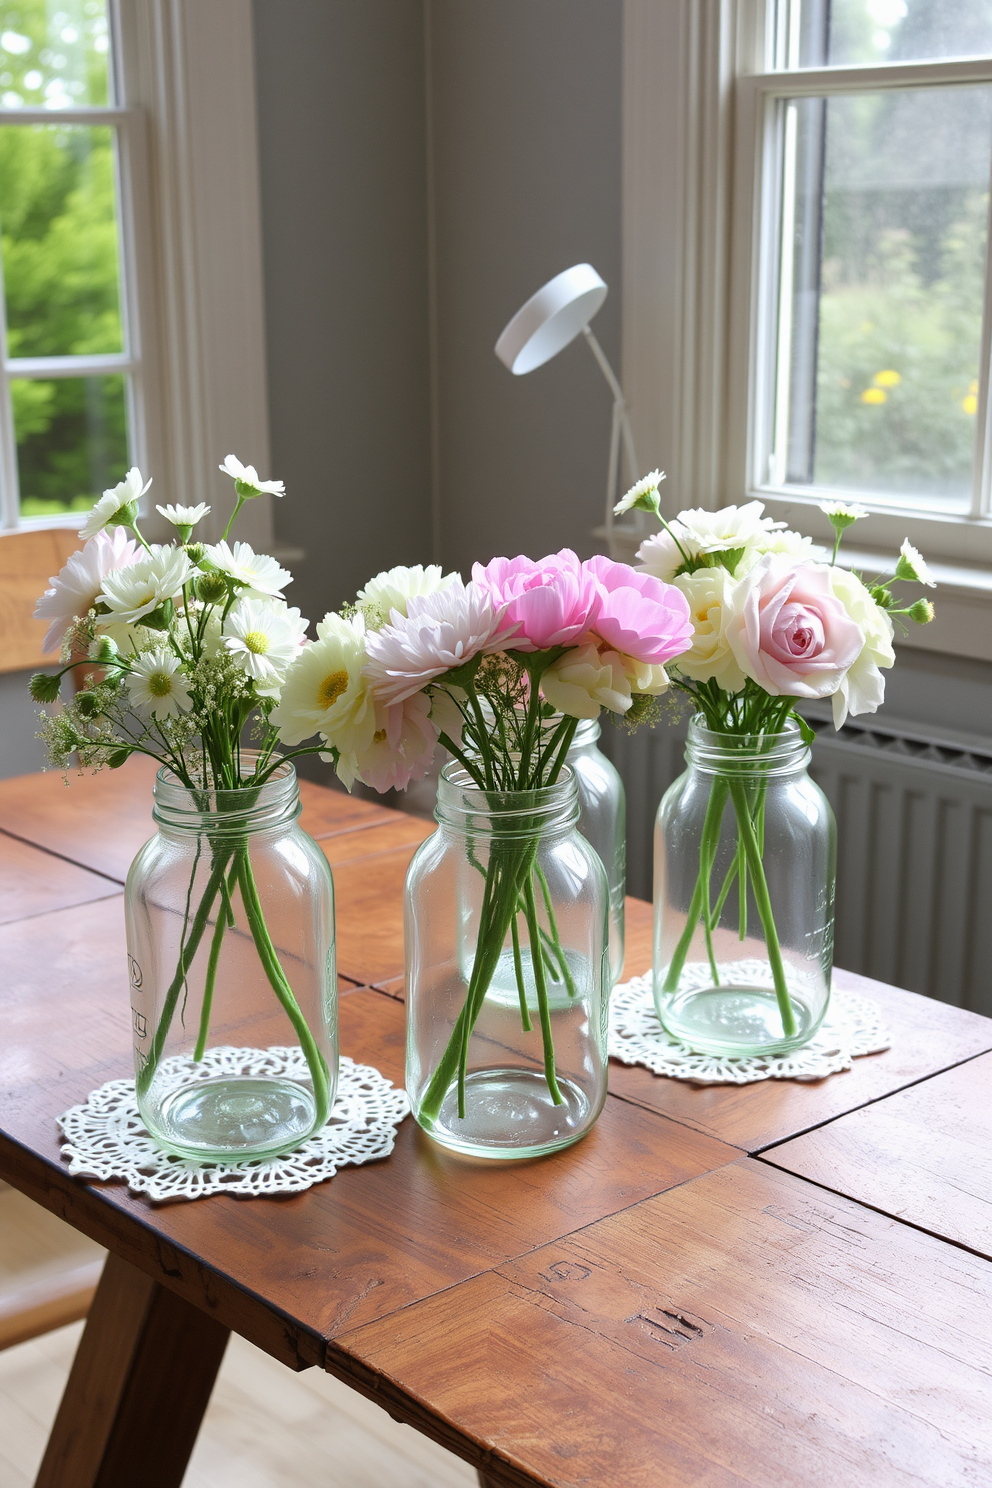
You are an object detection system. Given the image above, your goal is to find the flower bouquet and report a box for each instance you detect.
[31,459,338,1160]
[271,551,692,1154]
[621,473,936,1055]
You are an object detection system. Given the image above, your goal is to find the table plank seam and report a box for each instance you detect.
[0,824,127,887]
[753,1154,992,1266]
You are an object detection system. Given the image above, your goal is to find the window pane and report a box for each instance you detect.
[0,123,123,357]
[0,0,110,109]
[12,372,128,516]
[773,86,991,511]
[792,0,992,69]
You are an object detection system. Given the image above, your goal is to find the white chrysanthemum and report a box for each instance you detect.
[270,612,376,788]
[223,598,308,695]
[127,648,191,719]
[99,545,193,625]
[542,643,632,719]
[219,454,285,498]
[614,469,665,517]
[363,579,512,705]
[736,526,817,573]
[80,468,152,540]
[156,502,211,529]
[671,566,747,692]
[34,528,139,653]
[674,501,786,553]
[356,564,459,622]
[896,538,936,587]
[636,527,700,584]
[200,540,291,597]
[827,567,895,729]
[819,499,869,522]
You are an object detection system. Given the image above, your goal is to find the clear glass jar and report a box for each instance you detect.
[653,717,835,1056]
[406,762,609,1159]
[568,717,625,984]
[126,760,338,1161]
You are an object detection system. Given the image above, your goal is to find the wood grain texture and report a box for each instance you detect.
[0,831,119,924]
[320,816,435,868]
[337,1161,992,1488]
[35,1252,229,1488]
[0,1258,101,1351]
[0,528,82,675]
[764,1050,992,1259]
[0,758,394,883]
[332,849,421,984]
[0,981,737,1371]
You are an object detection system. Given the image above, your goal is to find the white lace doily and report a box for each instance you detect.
[57,1048,410,1203]
[609,967,890,1084]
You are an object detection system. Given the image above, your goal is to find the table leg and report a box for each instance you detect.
[34,1251,230,1488]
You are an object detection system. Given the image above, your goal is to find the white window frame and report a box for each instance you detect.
[0,0,274,553]
[623,0,992,662]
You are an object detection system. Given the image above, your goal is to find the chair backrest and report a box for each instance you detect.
[0,528,84,675]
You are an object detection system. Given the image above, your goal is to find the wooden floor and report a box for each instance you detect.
[0,1189,476,1488]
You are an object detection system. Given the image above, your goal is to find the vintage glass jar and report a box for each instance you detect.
[568,716,626,984]
[126,759,338,1161]
[653,717,835,1056]
[406,762,610,1158]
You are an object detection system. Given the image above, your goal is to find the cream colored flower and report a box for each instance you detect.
[127,648,191,719]
[827,567,895,729]
[636,527,700,585]
[672,566,747,692]
[356,564,459,623]
[99,545,193,625]
[541,643,631,718]
[270,612,376,789]
[675,501,785,553]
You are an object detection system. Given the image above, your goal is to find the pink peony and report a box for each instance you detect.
[34,528,139,653]
[364,578,514,704]
[583,554,693,666]
[471,550,600,652]
[725,556,865,698]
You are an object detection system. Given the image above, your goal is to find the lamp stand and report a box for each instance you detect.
[581,326,641,542]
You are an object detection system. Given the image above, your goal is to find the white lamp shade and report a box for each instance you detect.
[494,263,608,375]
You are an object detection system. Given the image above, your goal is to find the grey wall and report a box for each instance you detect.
[428,0,623,574]
[252,0,433,629]
[0,671,48,777]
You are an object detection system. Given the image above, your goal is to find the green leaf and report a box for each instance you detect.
[108,748,131,769]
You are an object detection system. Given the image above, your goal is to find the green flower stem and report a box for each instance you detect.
[727,777,796,1036]
[662,776,729,993]
[523,874,563,1105]
[192,859,239,1061]
[510,913,532,1032]
[536,864,577,998]
[736,835,748,940]
[136,850,232,1098]
[235,849,332,1123]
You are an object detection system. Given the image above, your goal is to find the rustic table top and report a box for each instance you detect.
[1,757,991,1488]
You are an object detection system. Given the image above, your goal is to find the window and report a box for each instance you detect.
[0,0,141,527]
[732,0,992,567]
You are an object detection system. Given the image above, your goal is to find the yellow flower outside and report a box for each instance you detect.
[963,394,978,415]
[969,379,979,394]
[874,369,901,387]
[861,387,887,405]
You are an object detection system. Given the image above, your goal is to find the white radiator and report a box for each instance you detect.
[599,712,992,1017]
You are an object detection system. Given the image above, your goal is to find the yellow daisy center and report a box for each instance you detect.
[148,672,173,697]
[243,630,270,655]
[319,669,349,708]
[373,729,387,743]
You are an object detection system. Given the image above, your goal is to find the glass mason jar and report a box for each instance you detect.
[653,717,835,1056]
[406,762,610,1159]
[126,760,338,1161]
[568,717,626,985]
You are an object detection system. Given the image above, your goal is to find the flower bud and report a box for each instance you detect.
[185,542,207,563]
[89,635,119,663]
[907,598,935,624]
[196,571,229,604]
[75,689,101,717]
[29,671,61,703]
[869,585,893,608]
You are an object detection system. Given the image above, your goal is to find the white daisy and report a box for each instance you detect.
[80,468,152,540]
[674,501,786,553]
[614,469,665,517]
[200,539,291,597]
[219,454,285,498]
[895,538,936,587]
[356,564,459,622]
[270,612,377,788]
[223,598,308,694]
[127,648,191,719]
[363,578,511,705]
[819,499,869,524]
[156,502,211,530]
[99,545,193,625]
[34,528,139,653]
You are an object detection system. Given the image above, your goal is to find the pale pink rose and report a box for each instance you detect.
[354,692,439,793]
[471,550,599,651]
[583,554,693,667]
[726,556,865,698]
[34,528,138,653]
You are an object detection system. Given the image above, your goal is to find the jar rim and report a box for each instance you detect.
[686,714,810,774]
[153,753,300,834]
[436,760,579,834]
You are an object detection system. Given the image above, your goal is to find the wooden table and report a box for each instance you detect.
[1,757,991,1487]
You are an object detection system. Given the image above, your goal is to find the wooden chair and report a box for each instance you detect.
[0,526,84,675]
